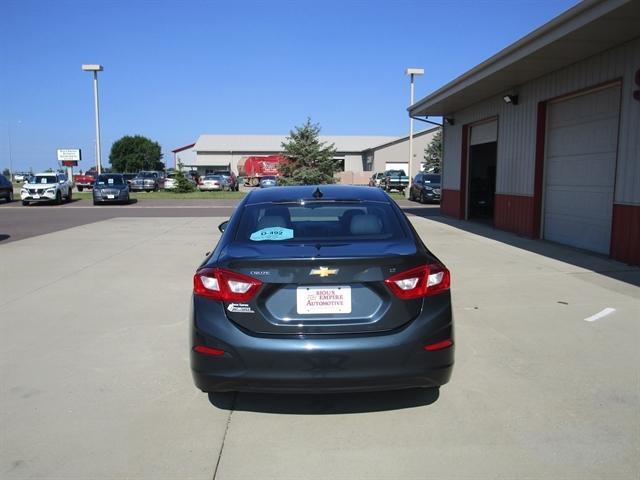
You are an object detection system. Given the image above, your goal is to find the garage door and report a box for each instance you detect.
[543,84,620,254]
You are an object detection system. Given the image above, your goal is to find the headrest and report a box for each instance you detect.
[257,215,287,230]
[350,214,382,235]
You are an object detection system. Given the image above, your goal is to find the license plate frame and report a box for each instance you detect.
[107,195,115,199]
[296,286,352,315]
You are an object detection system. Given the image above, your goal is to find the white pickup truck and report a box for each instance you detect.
[20,173,73,206]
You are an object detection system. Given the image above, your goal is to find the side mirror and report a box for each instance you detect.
[218,220,229,233]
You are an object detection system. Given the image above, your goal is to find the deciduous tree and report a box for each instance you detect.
[109,135,164,172]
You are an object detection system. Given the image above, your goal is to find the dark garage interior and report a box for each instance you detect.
[467,142,497,220]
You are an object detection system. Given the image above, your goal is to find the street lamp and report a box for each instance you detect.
[405,67,424,199]
[82,64,104,174]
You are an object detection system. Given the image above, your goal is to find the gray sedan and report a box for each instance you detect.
[92,174,130,205]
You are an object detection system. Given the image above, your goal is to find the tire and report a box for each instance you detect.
[55,191,62,205]
[93,199,98,206]
[420,191,427,204]
[409,190,415,201]
[66,189,72,202]
[22,200,28,206]
[78,186,83,192]
[7,192,13,203]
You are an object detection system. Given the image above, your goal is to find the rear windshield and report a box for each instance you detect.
[235,201,407,242]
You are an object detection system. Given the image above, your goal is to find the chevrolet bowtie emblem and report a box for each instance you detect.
[310,267,339,277]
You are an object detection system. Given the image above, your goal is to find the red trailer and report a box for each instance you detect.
[237,155,284,186]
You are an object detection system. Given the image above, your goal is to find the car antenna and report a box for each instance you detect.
[312,187,323,199]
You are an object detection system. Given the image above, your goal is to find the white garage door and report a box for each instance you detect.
[543,84,620,254]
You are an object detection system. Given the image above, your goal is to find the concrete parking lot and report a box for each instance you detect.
[1,211,638,479]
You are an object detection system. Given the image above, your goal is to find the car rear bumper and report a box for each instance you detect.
[191,297,454,393]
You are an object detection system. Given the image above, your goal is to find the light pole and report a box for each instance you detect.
[405,67,424,199]
[82,64,104,174]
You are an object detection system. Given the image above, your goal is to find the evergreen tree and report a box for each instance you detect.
[172,162,196,193]
[279,119,338,185]
[423,129,442,173]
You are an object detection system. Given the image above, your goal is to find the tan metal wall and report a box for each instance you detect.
[371,130,438,174]
[441,37,640,202]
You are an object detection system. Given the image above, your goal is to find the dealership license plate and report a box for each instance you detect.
[107,195,115,199]
[32,194,40,199]
[296,286,351,314]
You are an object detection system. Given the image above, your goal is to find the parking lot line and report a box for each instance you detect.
[584,307,617,322]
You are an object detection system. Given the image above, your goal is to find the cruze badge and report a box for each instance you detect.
[310,267,339,277]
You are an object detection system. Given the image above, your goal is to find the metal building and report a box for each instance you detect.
[409,0,640,265]
[190,135,398,177]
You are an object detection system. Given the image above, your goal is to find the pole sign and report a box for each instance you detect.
[57,149,82,162]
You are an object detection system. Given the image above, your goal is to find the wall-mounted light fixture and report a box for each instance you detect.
[444,117,455,126]
[503,94,519,105]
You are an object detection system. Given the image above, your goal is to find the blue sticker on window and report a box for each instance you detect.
[250,227,294,241]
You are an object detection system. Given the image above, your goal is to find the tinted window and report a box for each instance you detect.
[0,176,8,186]
[235,201,406,242]
[386,170,406,176]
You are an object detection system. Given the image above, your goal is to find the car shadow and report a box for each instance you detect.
[208,387,439,415]
[0,234,9,242]
[92,198,138,206]
[409,210,640,287]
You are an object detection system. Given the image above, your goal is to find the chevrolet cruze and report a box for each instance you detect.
[191,185,453,393]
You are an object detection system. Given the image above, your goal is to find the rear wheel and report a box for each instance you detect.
[7,192,13,203]
[55,191,62,205]
[66,189,72,202]
[22,200,29,206]
[78,186,83,192]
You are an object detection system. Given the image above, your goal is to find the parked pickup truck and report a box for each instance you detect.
[73,172,95,191]
[383,169,409,193]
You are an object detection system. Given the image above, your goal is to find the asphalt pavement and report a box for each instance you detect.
[0,197,438,244]
[1,209,638,479]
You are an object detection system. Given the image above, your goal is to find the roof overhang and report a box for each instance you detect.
[409,0,640,117]
[172,143,195,153]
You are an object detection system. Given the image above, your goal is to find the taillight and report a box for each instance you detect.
[193,267,262,302]
[424,339,453,351]
[193,345,225,356]
[385,263,450,299]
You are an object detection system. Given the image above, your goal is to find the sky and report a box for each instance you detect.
[0,0,579,173]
